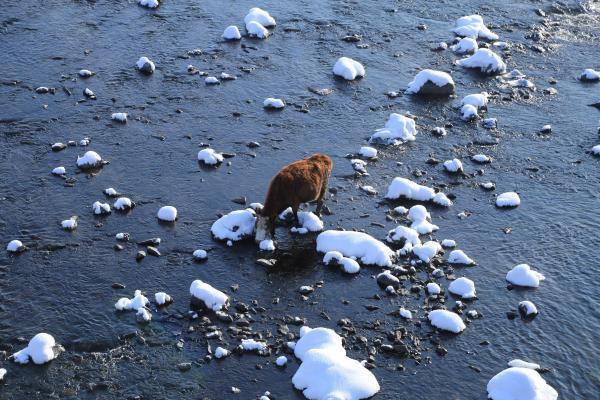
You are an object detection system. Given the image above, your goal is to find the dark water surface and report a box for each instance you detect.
[1,0,599,398]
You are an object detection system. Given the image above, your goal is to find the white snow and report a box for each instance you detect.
[386,177,452,207]
[427,282,441,295]
[115,290,149,311]
[76,150,102,168]
[12,333,58,365]
[462,92,489,108]
[136,308,152,322]
[452,15,499,40]
[193,249,208,260]
[138,0,159,8]
[472,154,491,163]
[114,197,133,211]
[0,368,5,380]
[447,249,475,265]
[276,356,288,366]
[393,206,408,215]
[441,239,456,248]
[339,257,361,274]
[293,326,380,400]
[92,201,111,215]
[370,113,417,145]
[214,347,230,359]
[519,301,538,317]
[323,251,343,265]
[317,230,395,267]
[386,226,421,253]
[360,185,377,195]
[412,241,442,263]
[496,192,520,207]
[448,277,476,299]
[104,187,118,197]
[244,7,276,28]
[580,68,600,81]
[408,205,439,235]
[241,339,268,354]
[481,182,496,190]
[52,166,66,175]
[157,205,177,221]
[456,49,506,74]
[350,159,368,174]
[443,159,463,173]
[399,307,413,319]
[111,112,127,122]
[197,148,224,165]
[508,79,535,89]
[451,37,478,53]
[508,359,540,370]
[61,217,77,230]
[333,57,365,81]
[409,205,434,222]
[155,292,172,305]
[264,98,285,109]
[136,56,155,73]
[359,146,377,159]
[291,212,324,234]
[115,232,128,241]
[428,310,466,333]
[211,208,257,241]
[78,69,93,77]
[506,264,545,287]
[592,145,600,156]
[461,104,478,120]
[405,69,455,94]
[190,280,228,311]
[487,367,557,400]
[246,21,270,38]
[259,239,276,251]
[223,25,241,40]
[7,239,24,253]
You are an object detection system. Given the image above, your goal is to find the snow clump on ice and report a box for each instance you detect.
[385,177,452,206]
[428,310,466,333]
[317,230,395,267]
[333,57,365,80]
[12,333,60,365]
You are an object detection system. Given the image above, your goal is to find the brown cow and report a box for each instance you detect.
[255,154,333,243]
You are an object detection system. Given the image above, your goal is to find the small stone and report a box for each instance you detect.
[136,251,146,262]
[177,362,192,371]
[146,246,161,257]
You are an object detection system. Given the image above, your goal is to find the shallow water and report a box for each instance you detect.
[1,0,599,398]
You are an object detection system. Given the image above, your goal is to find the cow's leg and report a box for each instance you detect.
[291,202,300,225]
[315,176,329,216]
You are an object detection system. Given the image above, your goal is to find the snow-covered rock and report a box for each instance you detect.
[448,277,476,299]
[447,249,475,265]
[408,205,439,235]
[428,310,466,333]
[462,92,488,109]
[0,368,5,380]
[12,333,59,365]
[386,226,421,253]
[369,114,417,145]
[443,158,463,173]
[115,290,149,311]
[138,0,159,8]
[452,15,498,40]
[508,359,541,370]
[136,56,155,74]
[412,241,442,263]
[487,367,557,400]
[155,292,172,305]
[506,264,545,287]
[276,355,288,367]
[157,206,177,222]
[193,249,208,260]
[114,197,134,211]
[385,177,452,206]
[508,79,535,89]
[92,201,111,215]
[291,212,324,234]
[350,159,368,174]
[104,187,118,197]
[211,209,257,241]
[456,49,506,74]
[518,301,538,317]
[52,166,66,175]
[399,307,412,319]
[333,57,365,81]
[592,145,600,156]
[451,37,478,53]
[78,69,94,77]
[190,280,228,311]
[259,239,276,251]
[359,146,377,159]
[76,150,103,169]
[197,148,224,165]
[441,239,456,248]
[472,154,491,163]
[293,326,380,400]
[405,69,455,96]
[360,185,377,195]
[426,282,441,295]
[136,308,152,322]
[111,112,127,123]
[223,25,241,40]
[483,118,497,129]
[461,104,478,120]
[264,98,285,109]
[246,21,270,38]
[241,339,268,354]
[580,68,600,82]
[61,217,77,230]
[323,251,361,274]
[244,7,276,28]
[205,76,220,85]
[6,239,25,253]
[496,192,520,207]
[317,230,395,267]
[214,347,230,359]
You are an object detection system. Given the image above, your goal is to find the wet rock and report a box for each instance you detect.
[364,305,380,311]
[112,283,126,289]
[235,302,250,313]
[52,142,67,152]
[342,34,362,42]
[136,251,146,262]
[177,362,192,371]
[299,286,314,295]
[376,271,400,289]
[506,311,518,320]
[415,81,455,97]
[114,244,124,251]
[247,141,260,148]
[436,346,448,356]
[256,258,277,267]
[137,238,161,246]
[146,246,161,257]
[232,196,246,205]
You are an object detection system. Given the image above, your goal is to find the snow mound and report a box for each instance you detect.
[427,282,441,295]
[412,241,442,263]
[211,208,257,241]
[487,367,557,400]
[92,201,111,215]
[350,159,368,174]
[193,249,208,260]
[264,98,285,109]
[508,359,540,370]
[215,347,230,359]
[76,151,102,169]
[580,68,600,81]
[461,104,478,120]
[259,239,275,251]
[7,239,25,253]
[506,264,545,287]
[61,217,77,230]
[317,230,395,267]
[198,148,224,165]
[408,205,439,235]
[323,251,360,273]
[276,356,288,366]
[442,239,456,248]
[519,301,538,317]
[592,145,600,156]
[114,197,134,211]
[456,49,506,74]
[444,159,463,173]
[453,15,499,40]
[52,166,66,175]
[244,7,276,27]
[293,327,380,400]
[291,212,324,234]
[138,0,159,8]
[241,339,268,354]
[385,177,452,207]
[386,226,421,253]
[111,112,127,122]
[190,280,228,311]
[246,21,270,38]
[405,69,455,96]
[448,277,476,299]
[78,69,93,77]
[359,146,377,159]
[428,310,466,333]
[115,290,149,311]
[496,192,520,207]
[333,57,365,81]
[12,333,58,365]
[472,154,491,163]
[447,249,475,265]
[157,205,177,221]
[451,37,478,53]
[223,25,241,40]
[399,307,412,319]
[369,114,417,145]
[136,56,155,74]
[155,292,172,305]
[462,92,488,108]
[205,76,220,85]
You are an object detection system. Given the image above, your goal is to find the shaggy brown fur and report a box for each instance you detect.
[256,154,333,240]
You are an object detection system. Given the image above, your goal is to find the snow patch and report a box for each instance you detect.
[447,249,475,265]
[317,230,395,267]
[264,98,285,109]
[506,264,545,287]
[456,49,506,74]
[496,192,520,207]
[428,310,466,333]
[385,177,452,207]
[487,367,557,400]
[448,277,476,299]
[369,114,417,145]
[198,148,224,165]
[333,57,365,80]
[190,280,228,311]
[12,333,58,365]
[452,15,499,40]
[211,208,257,241]
[223,25,241,40]
[157,205,177,221]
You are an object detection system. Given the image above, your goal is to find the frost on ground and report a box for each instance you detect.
[447,249,475,265]
[197,148,224,165]
[496,192,520,207]
[317,230,395,267]
[456,49,507,74]
[333,57,365,80]
[190,280,228,311]
[487,367,557,400]
[76,150,103,169]
[292,327,380,400]
[369,114,417,145]
[405,69,455,96]
[264,98,285,109]
[452,15,498,40]
[12,333,60,365]
[157,205,177,221]
[428,310,466,333]
[385,177,452,206]
[291,212,324,234]
[223,25,241,40]
[211,208,257,241]
[448,277,476,299]
[506,264,545,287]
